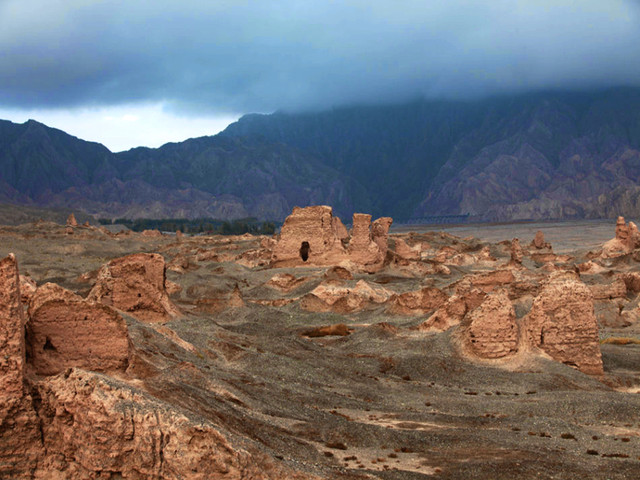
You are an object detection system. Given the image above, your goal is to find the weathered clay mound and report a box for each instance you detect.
[530,230,552,250]
[300,279,393,314]
[302,323,352,337]
[418,289,486,332]
[19,274,37,305]
[589,278,627,300]
[347,213,386,270]
[393,237,421,262]
[524,272,604,376]
[266,273,309,293]
[602,216,640,258]
[621,271,640,292]
[195,284,245,314]
[167,253,199,273]
[88,253,180,323]
[509,238,524,266]
[27,283,129,376]
[455,269,516,295]
[141,228,163,237]
[387,286,448,316]
[460,291,519,359]
[324,265,353,280]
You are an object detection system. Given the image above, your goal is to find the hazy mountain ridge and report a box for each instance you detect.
[0,120,364,221]
[223,88,640,221]
[2,88,640,222]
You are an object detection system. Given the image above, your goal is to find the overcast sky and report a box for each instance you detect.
[1,0,639,151]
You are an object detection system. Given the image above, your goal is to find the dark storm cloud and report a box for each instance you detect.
[1,0,640,114]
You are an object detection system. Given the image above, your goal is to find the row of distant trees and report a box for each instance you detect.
[97,217,278,235]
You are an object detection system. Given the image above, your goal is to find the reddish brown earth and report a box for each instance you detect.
[1,211,640,479]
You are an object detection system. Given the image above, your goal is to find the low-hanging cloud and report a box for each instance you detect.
[1,0,640,115]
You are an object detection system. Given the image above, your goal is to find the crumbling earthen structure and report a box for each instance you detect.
[531,230,551,250]
[460,291,519,359]
[27,283,129,375]
[271,206,392,271]
[66,213,78,227]
[524,272,604,376]
[602,216,640,258]
[0,254,42,477]
[88,253,180,322]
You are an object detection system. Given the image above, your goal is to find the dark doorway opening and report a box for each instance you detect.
[43,337,57,351]
[300,241,310,262]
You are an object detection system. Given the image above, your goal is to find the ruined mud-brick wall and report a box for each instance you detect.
[524,273,604,376]
[271,205,392,270]
[272,205,347,265]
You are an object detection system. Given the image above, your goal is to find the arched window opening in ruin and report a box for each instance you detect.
[300,241,310,262]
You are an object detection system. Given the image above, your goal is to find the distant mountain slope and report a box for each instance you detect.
[0,120,365,221]
[2,88,640,222]
[222,88,640,221]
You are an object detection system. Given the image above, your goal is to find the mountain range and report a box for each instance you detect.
[2,87,640,223]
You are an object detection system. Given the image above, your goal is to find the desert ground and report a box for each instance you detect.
[1,210,639,479]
